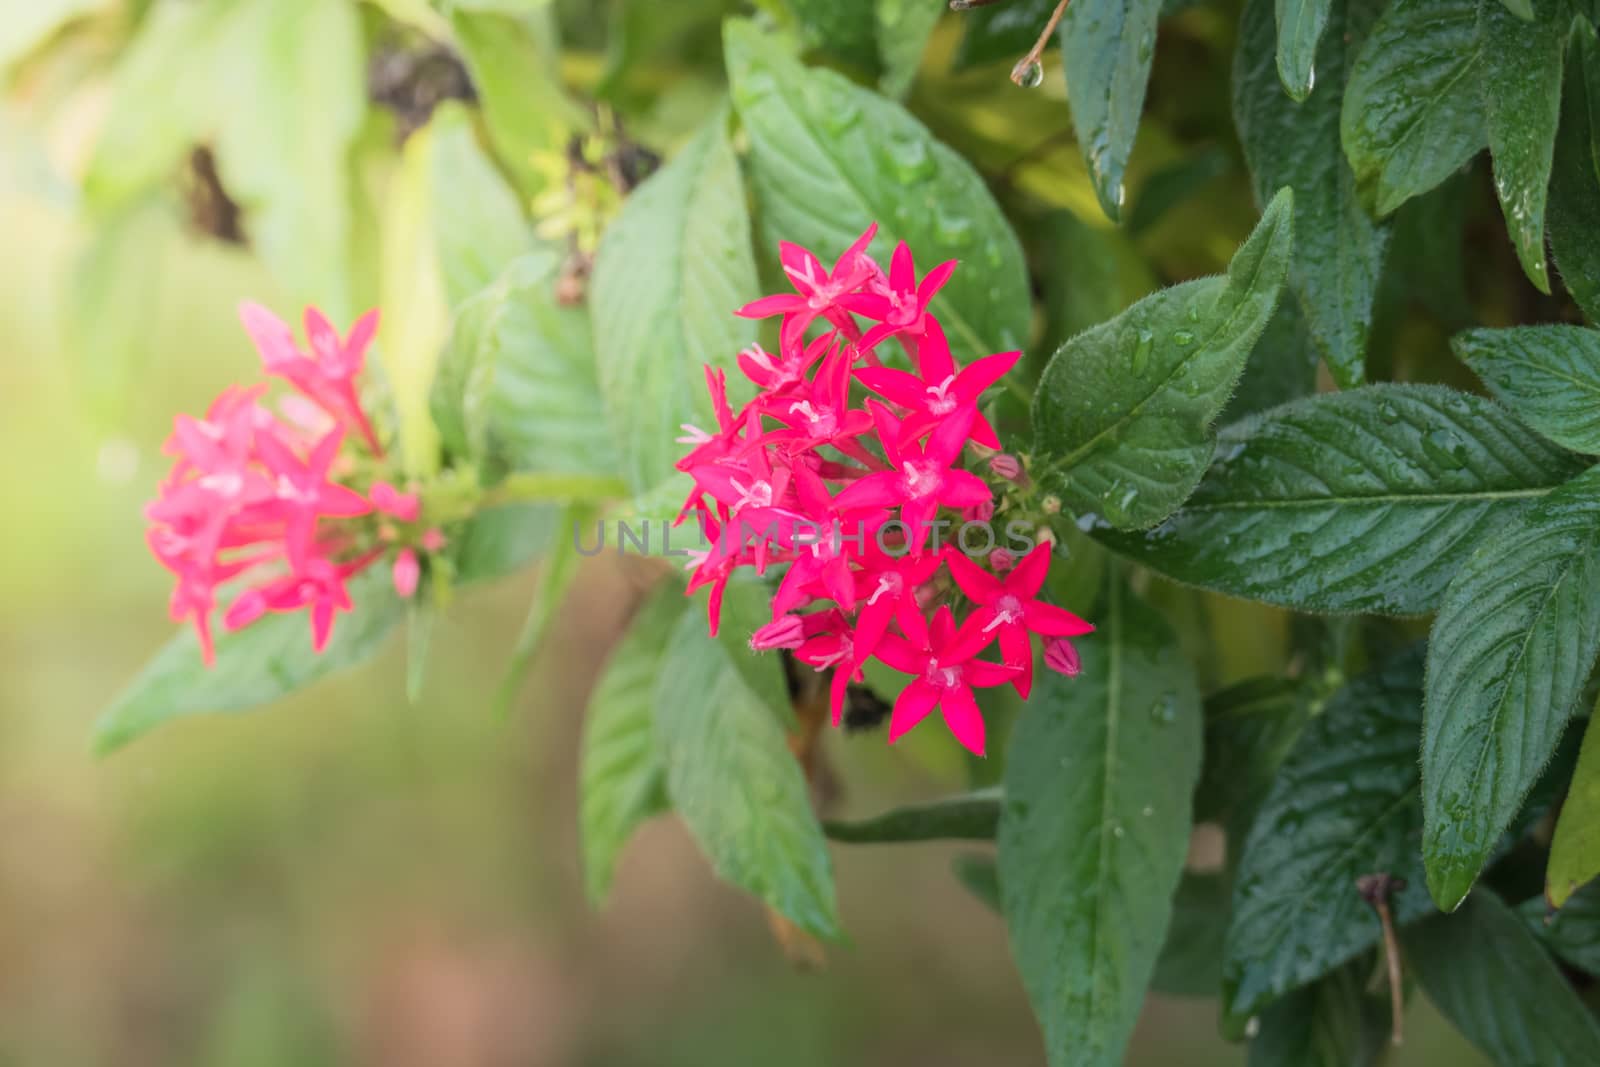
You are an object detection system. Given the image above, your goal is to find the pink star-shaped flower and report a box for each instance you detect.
[855,318,1018,449]
[872,606,1015,755]
[943,543,1095,698]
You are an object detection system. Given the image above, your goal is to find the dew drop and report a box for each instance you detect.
[1131,329,1154,375]
[1014,59,1045,90]
[1172,329,1196,347]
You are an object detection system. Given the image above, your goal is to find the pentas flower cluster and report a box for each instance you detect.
[676,227,1093,757]
[146,305,443,664]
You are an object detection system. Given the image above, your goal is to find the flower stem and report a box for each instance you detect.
[1357,872,1407,1046]
[1011,0,1072,87]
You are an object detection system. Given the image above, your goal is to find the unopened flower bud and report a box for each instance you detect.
[989,453,1025,482]
[371,480,421,522]
[750,614,806,651]
[392,548,420,599]
[1041,494,1062,515]
[1044,637,1081,677]
[421,527,447,553]
[988,548,1015,574]
[962,498,995,523]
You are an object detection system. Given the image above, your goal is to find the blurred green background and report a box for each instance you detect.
[0,2,1498,1064]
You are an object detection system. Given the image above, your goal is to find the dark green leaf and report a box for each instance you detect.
[1035,210,1152,361]
[1478,0,1564,293]
[1404,893,1600,1063]
[1102,386,1586,615]
[876,0,942,98]
[1500,0,1536,17]
[1548,700,1600,906]
[655,603,840,939]
[1152,871,1229,997]
[1237,0,1388,387]
[1341,0,1486,216]
[726,20,1030,361]
[953,853,1001,912]
[1126,146,1233,236]
[999,577,1202,1067]
[784,0,880,72]
[1274,0,1332,102]
[1060,0,1163,221]
[1548,22,1600,325]
[1219,298,1320,424]
[1032,189,1293,530]
[1222,644,1434,1019]
[952,0,1058,70]
[581,585,687,904]
[590,108,760,494]
[1248,958,1391,1067]
[1522,879,1600,971]
[1423,465,1600,910]
[824,788,1001,843]
[95,570,403,754]
[1455,325,1600,455]
[1196,676,1311,825]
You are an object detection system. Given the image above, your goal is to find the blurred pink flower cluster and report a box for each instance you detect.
[146,305,439,663]
[677,227,1092,756]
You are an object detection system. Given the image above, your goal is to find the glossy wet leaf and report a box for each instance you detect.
[1404,893,1600,1063]
[726,20,1030,360]
[1247,958,1390,1067]
[785,0,879,72]
[825,788,1001,843]
[590,108,759,494]
[1220,298,1320,424]
[1102,386,1586,615]
[876,0,943,98]
[1522,879,1600,971]
[95,570,403,754]
[655,604,840,940]
[1548,22,1600,325]
[1423,465,1600,910]
[1196,676,1311,826]
[1341,0,1485,216]
[1032,189,1293,530]
[1237,0,1387,387]
[1454,326,1600,455]
[1548,700,1600,907]
[1478,0,1564,293]
[581,586,687,904]
[1274,0,1332,102]
[999,577,1201,1067]
[434,254,621,484]
[1222,644,1434,1019]
[1060,0,1162,220]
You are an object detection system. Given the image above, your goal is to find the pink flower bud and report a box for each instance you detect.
[962,498,995,523]
[988,548,1015,574]
[1044,637,1081,677]
[989,453,1024,482]
[750,614,806,651]
[421,527,447,553]
[392,548,420,599]
[370,481,420,522]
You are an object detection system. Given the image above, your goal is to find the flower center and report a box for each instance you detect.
[924,657,963,690]
[925,375,958,415]
[902,460,943,499]
[731,477,773,511]
[866,572,903,606]
[985,594,1024,632]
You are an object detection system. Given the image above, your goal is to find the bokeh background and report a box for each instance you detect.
[0,2,1497,1064]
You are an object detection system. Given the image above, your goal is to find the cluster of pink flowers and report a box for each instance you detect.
[146,305,442,663]
[677,227,1092,756]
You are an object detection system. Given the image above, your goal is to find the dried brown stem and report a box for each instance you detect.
[1357,873,1407,1046]
[1010,0,1072,87]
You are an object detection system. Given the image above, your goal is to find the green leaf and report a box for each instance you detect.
[824,788,1001,843]
[425,103,540,308]
[95,570,403,754]
[451,503,559,583]
[655,602,840,938]
[1274,0,1332,102]
[999,576,1202,1067]
[725,19,1031,360]
[434,254,620,481]
[1220,298,1320,424]
[449,8,576,200]
[1522,879,1600,971]
[1404,893,1600,1063]
[1548,22,1600,325]
[952,0,1058,70]
[1222,644,1434,1019]
[1479,0,1564,293]
[581,585,687,904]
[1031,189,1293,530]
[1059,0,1162,221]
[1455,326,1600,455]
[1237,0,1388,387]
[1152,871,1229,997]
[1101,385,1586,615]
[1341,0,1486,216]
[783,0,879,71]
[1196,676,1311,826]
[1499,0,1536,17]
[876,0,942,98]
[1248,959,1391,1067]
[952,853,1001,912]
[1423,465,1600,910]
[211,0,366,319]
[494,502,595,716]
[1036,211,1152,360]
[590,108,760,494]
[1548,700,1600,906]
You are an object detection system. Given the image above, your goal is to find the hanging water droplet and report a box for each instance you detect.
[1305,66,1316,93]
[1131,329,1154,375]
[1378,400,1400,423]
[1013,59,1045,89]
[1172,329,1196,347]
